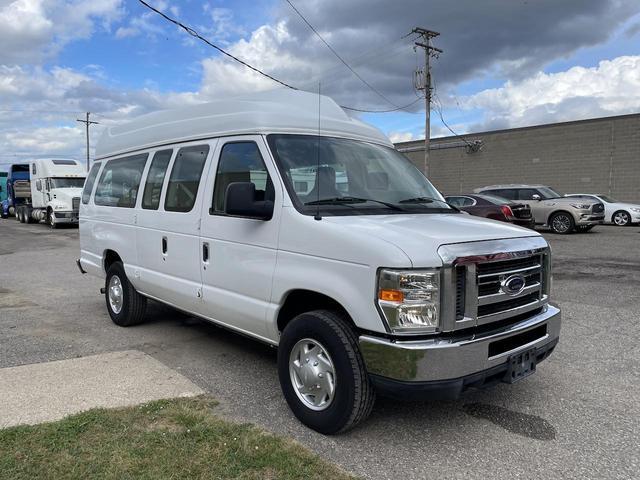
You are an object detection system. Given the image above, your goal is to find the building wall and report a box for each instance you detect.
[396,114,640,203]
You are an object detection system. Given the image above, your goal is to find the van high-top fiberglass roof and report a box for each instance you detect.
[95,89,393,159]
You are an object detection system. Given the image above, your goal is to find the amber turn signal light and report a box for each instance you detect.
[379,289,404,302]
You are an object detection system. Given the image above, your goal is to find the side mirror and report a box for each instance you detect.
[224,182,273,220]
[532,194,541,201]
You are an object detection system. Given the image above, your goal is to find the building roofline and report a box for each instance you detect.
[394,111,640,147]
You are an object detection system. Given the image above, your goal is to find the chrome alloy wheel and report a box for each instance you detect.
[108,275,124,314]
[552,214,571,233]
[289,338,336,411]
[613,211,630,226]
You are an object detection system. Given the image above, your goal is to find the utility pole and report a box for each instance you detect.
[412,28,442,177]
[76,112,99,171]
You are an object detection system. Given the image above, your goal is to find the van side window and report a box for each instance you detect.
[211,142,273,214]
[164,145,209,213]
[94,154,147,208]
[142,150,173,210]
[82,162,101,204]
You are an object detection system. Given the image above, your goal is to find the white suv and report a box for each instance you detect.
[78,90,561,434]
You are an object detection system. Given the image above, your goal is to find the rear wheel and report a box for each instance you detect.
[612,210,631,226]
[105,261,147,326]
[18,207,25,223]
[278,310,375,434]
[549,212,574,234]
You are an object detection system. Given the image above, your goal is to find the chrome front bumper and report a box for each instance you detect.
[359,304,560,383]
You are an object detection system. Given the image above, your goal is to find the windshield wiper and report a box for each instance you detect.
[305,196,406,211]
[398,196,460,212]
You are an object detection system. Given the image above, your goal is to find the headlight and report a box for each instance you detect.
[630,207,640,213]
[570,203,591,210]
[377,269,440,334]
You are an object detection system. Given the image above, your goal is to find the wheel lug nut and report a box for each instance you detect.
[313,361,318,366]
[318,373,323,378]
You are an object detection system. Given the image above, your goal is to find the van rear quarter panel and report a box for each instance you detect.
[81,205,138,280]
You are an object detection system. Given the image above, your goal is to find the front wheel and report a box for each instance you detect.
[278,310,375,434]
[47,209,57,229]
[105,261,147,326]
[612,210,631,226]
[550,212,575,234]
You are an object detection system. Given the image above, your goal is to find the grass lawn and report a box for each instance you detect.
[0,396,354,480]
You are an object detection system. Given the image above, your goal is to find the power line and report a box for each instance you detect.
[342,98,421,113]
[137,0,417,114]
[138,0,298,90]
[283,0,402,110]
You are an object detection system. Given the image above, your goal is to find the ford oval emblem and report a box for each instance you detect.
[501,274,526,296]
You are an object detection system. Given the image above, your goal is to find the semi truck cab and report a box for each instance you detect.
[13,158,85,227]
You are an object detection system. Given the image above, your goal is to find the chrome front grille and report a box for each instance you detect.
[438,237,550,333]
[476,254,543,320]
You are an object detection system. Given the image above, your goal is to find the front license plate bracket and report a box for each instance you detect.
[504,347,537,383]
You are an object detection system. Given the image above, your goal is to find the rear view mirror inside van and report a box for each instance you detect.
[224,182,274,220]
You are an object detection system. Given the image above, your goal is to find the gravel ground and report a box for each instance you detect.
[1,219,638,479]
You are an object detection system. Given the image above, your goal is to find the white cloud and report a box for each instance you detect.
[462,56,640,130]
[388,131,416,143]
[0,0,123,65]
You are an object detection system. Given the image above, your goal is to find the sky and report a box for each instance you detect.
[1,0,640,166]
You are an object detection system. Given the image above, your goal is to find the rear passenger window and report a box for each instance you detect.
[164,145,209,212]
[142,150,173,210]
[94,154,147,208]
[82,162,101,204]
[489,189,517,200]
[211,142,273,214]
[517,189,540,200]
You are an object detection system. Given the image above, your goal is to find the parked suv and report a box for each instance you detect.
[78,91,561,434]
[475,184,604,234]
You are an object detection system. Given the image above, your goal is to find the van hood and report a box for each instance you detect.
[323,213,541,267]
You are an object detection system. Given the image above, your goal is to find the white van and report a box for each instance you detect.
[78,90,561,434]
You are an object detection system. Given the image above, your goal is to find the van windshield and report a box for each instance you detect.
[50,177,85,189]
[267,134,454,216]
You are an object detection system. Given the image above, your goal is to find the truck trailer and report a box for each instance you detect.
[14,158,85,227]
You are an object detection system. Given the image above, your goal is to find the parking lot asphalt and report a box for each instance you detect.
[1,219,638,479]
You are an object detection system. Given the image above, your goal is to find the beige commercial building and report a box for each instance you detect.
[395,113,640,203]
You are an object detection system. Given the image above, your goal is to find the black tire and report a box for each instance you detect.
[105,261,147,327]
[47,209,57,229]
[18,207,25,223]
[278,310,375,435]
[612,210,631,227]
[549,211,575,234]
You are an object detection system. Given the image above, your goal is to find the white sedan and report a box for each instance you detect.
[566,194,640,226]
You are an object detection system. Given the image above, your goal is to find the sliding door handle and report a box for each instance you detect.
[202,242,209,263]
[162,236,168,254]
